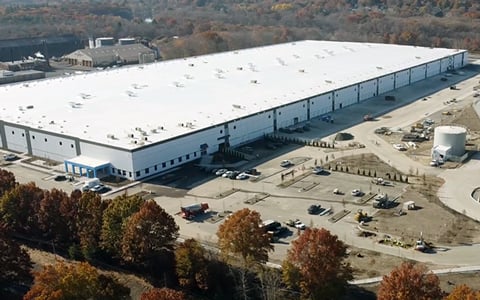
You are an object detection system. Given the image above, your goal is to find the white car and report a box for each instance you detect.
[280,160,293,167]
[294,220,306,230]
[236,172,249,180]
[312,166,324,174]
[393,144,406,151]
[351,189,362,196]
[215,168,228,176]
[222,171,234,178]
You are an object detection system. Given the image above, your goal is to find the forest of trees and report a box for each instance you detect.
[0,0,479,60]
[1,167,480,299]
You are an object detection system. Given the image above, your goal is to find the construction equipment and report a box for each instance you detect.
[354,209,370,223]
[181,203,209,220]
[372,194,388,208]
[414,232,427,252]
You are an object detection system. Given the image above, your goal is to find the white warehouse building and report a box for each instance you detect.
[0,40,468,180]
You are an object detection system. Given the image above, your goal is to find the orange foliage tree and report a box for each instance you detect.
[444,284,480,300]
[24,261,129,300]
[282,227,352,300]
[140,287,185,300]
[378,262,444,300]
[121,200,179,264]
[175,238,209,291]
[217,208,273,265]
[0,168,16,198]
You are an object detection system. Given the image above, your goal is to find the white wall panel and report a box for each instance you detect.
[334,85,358,109]
[378,74,394,95]
[440,57,451,73]
[410,64,426,83]
[229,112,274,147]
[29,131,77,162]
[453,53,464,69]
[426,61,440,77]
[276,101,307,128]
[395,69,410,88]
[80,142,132,176]
[463,52,469,67]
[309,93,332,118]
[359,79,377,102]
[4,125,28,153]
[131,126,222,179]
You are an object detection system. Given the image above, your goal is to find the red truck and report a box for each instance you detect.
[181,203,209,220]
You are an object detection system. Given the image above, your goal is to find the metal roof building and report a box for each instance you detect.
[0,40,468,180]
[64,44,157,67]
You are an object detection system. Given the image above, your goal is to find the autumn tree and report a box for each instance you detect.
[282,227,352,300]
[24,261,130,300]
[37,188,73,245]
[0,182,44,236]
[0,222,32,293]
[121,200,179,265]
[444,284,480,300]
[140,287,185,300]
[100,194,144,258]
[217,208,273,300]
[0,168,16,197]
[217,208,273,265]
[378,262,444,300]
[175,238,209,291]
[75,190,106,259]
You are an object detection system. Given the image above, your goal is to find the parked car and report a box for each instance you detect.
[393,144,407,151]
[90,184,105,193]
[312,166,324,174]
[351,189,362,196]
[229,171,240,179]
[222,171,234,178]
[308,204,321,214]
[3,153,17,161]
[280,160,293,167]
[236,172,249,180]
[215,168,228,176]
[285,219,296,227]
[245,168,260,175]
[294,220,306,230]
[54,175,67,182]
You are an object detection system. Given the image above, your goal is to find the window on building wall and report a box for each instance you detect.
[186,154,190,160]
[117,169,121,175]
[145,168,149,174]
[44,138,47,142]
[122,170,126,176]
[170,160,174,166]
[71,144,74,148]
[136,171,140,177]
[32,135,35,139]
[311,101,314,104]
[268,115,271,118]
[11,131,14,135]
[303,104,305,107]
[129,172,132,177]
[22,133,24,137]
[233,126,236,130]
[178,157,182,163]
[220,130,223,134]
[162,162,166,168]
[59,141,62,146]
[193,152,197,157]
[278,112,282,115]
[112,168,115,173]
[154,165,158,171]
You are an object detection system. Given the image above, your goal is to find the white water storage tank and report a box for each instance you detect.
[433,126,466,156]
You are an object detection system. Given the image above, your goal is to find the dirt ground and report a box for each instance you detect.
[331,154,480,246]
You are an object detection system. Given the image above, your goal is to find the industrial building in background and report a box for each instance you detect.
[64,37,158,68]
[0,40,468,180]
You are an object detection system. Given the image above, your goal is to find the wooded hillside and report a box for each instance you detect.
[0,1,478,59]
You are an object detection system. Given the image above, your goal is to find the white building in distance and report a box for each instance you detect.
[0,40,468,180]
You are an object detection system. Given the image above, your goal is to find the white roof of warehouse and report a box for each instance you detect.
[0,40,465,150]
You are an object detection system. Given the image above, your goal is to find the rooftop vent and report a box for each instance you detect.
[26,105,34,109]
[237,67,243,70]
[232,104,244,109]
[299,69,305,73]
[107,134,116,139]
[79,93,91,99]
[184,74,193,79]
[188,63,194,67]
[293,54,300,59]
[215,73,225,79]
[125,91,137,97]
[49,120,55,124]
[250,79,258,84]
[150,128,157,134]
[415,56,421,59]
[376,66,383,70]
[276,58,286,66]
[325,80,333,84]
[128,133,134,138]
[173,82,184,88]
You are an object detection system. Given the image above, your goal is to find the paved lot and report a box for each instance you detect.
[2,65,480,267]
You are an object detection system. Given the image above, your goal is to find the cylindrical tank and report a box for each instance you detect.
[433,125,466,156]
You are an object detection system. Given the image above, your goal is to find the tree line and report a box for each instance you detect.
[0,167,479,299]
